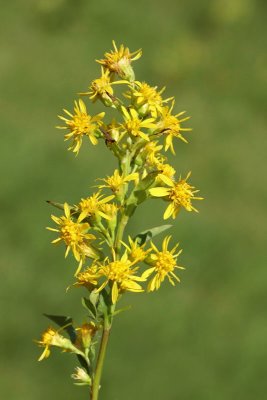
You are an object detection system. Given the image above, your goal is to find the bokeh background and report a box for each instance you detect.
[1,0,267,399]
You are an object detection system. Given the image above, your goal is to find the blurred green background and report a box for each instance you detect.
[1,0,267,399]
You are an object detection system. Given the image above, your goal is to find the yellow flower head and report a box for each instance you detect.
[156,162,176,182]
[89,67,114,102]
[121,106,156,142]
[57,99,105,154]
[99,202,118,219]
[78,192,115,222]
[98,169,138,193]
[158,101,192,154]
[96,252,146,303]
[121,236,151,263]
[149,173,203,219]
[142,236,184,291]
[81,67,126,106]
[47,203,96,262]
[141,141,163,165]
[74,265,100,288]
[102,119,122,142]
[97,40,142,80]
[36,327,70,361]
[126,81,172,118]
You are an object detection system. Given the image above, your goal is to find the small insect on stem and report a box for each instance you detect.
[100,127,116,145]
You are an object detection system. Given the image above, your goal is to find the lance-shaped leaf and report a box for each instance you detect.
[125,171,159,217]
[46,200,77,214]
[134,224,172,246]
[82,290,100,320]
[126,171,159,208]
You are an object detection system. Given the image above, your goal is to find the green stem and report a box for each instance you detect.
[91,320,111,400]
[114,213,129,255]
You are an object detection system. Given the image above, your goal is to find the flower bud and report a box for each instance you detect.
[76,322,98,350]
[117,60,135,82]
[71,367,91,385]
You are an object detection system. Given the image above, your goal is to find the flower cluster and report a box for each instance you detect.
[38,42,203,396]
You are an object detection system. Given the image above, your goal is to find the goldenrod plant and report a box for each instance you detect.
[36,41,203,400]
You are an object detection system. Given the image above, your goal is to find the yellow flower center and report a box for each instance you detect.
[157,163,176,179]
[69,114,95,136]
[163,115,181,135]
[138,83,162,104]
[106,175,124,191]
[155,251,176,273]
[104,261,131,282]
[125,119,142,136]
[130,247,147,262]
[91,75,112,96]
[79,197,99,215]
[76,266,99,286]
[61,219,86,246]
[169,181,194,209]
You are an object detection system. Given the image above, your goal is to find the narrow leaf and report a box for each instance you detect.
[82,297,97,319]
[46,200,77,214]
[134,224,172,245]
[126,171,159,208]
[46,200,65,210]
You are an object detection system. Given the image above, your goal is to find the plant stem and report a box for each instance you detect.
[91,320,111,400]
[114,213,129,255]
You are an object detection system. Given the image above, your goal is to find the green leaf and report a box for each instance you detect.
[112,305,132,317]
[134,224,172,246]
[43,313,77,343]
[98,292,108,316]
[126,171,159,210]
[46,200,77,214]
[46,200,65,210]
[81,290,100,319]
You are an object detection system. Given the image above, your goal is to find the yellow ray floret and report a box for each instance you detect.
[158,101,192,154]
[141,141,164,165]
[57,99,105,154]
[97,169,138,193]
[78,192,115,222]
[81,67,126,104]
[47,203,96,262]
[74,265,101,289]
[96,40,142,76]
[121,106,156,141]
[95,251,147,303]
[149,173,203,219]
[121,236,151,263]
[156,162,176,182]
[142,236,184,291]
[125,81,172,118]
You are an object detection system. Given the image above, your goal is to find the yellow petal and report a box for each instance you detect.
[141,267,155,279]
[64,203,70,218]
[111,282,119,304]
[157,174,174,187]
[149,187,170,197]
[163,203,175,220]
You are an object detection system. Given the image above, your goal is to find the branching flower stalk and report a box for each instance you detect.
[36,41,203,400]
